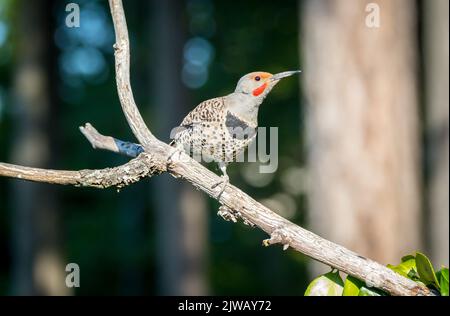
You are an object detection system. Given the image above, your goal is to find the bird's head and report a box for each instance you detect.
[234,70,301,100]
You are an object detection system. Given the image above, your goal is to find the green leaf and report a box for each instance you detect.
[436,269,442,283]
[388,264,408,278]
[437,267,449,296]
[407,268,420,280]
[401,254,416,262]
[343,275,364,296]
[415,252,440,288]
[358,286,384,296]
[387,257,418,280]
[305,270,344,296]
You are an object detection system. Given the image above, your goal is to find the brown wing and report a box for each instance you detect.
[170,97,226,143]
[179,97,225,127]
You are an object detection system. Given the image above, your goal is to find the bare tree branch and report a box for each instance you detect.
[0,153,164,188]
[108,0,161,151]
[80,123,143,158]
[0,0,434,296]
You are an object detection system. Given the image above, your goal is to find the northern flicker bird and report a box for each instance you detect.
[171,70,300,189]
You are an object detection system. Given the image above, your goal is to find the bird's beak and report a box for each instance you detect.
[270,70,301,81]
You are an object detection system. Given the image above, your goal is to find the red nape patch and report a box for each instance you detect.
[252,83,267,96]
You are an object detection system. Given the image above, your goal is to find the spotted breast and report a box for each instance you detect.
[172,97,257,163]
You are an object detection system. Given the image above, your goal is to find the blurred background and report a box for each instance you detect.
[0,0,448,295]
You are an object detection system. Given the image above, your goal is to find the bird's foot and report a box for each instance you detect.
[211,174,229,189]
[212,175,229,197]
[167,146,185,165]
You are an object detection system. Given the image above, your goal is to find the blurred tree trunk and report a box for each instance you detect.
[10,0,68,295]
[149,0,209,295]
[301,0,421,273]
[423,0,449,266]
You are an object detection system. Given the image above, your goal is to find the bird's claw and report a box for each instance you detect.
[212,175,229,189]
[212,175,229,197]
[167,147,184,164]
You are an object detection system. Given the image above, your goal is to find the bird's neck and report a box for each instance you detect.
[225,92,262,125]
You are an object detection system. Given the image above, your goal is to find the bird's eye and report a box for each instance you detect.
[255,76,261,81]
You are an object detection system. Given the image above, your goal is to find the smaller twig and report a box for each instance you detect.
[80,123,144,158]
[262,228,292,251]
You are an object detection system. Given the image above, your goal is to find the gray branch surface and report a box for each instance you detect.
[0,153,163,188]
[0,0,434,296]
